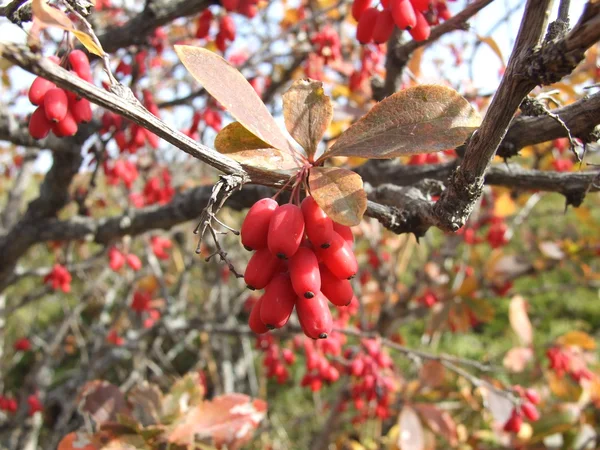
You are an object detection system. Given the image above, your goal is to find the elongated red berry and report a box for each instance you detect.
[322,235,358,280]
[333,222,354,247]
[409,10,430,41]
[249,296,269,334]
[296,292,332,339]
[521,402,540,422]
[52,111,78,137]
[320,264,353,306]
[301,196,333,249]
[373,8,395,44]
[524,389,540,405]
[503,409,523,433]
[43,88,69,122]
[68,50,92,82]
[196,9,213,39]
[391,0,417,30]
[244,247,281,290]
[221,0,239,11]
[70,98,93,123]
[411,0,429,11]
[268,204,305,259]
[28,77,56,105]
[260,273,296,329]
[352,0,372,21]
[356,7,378,44]
[29,106,52,139]
[289,247,321,299]
[220,15,236,41]
[241,198,278,251]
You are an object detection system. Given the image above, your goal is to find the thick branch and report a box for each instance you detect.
[497,92,600,157]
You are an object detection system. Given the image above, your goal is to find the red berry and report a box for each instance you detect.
[268,204,305,259]
[249,296,269,334]
[220,15,236,41]
[238,1,257,18]
[260,273,296,329]
[321,233,358,280]
[28,77,56,105]
[503,408,523,433]
[521,402,540,422]
[221,0,239,11]
[352,0,372,21]
[411,0,430,12]
[241,198,278,251]
[409,10,431,41]
[70,98,93,123]
[524,388,540,405]
[43,88,69,122]
[68,50,92,82]
[244,247,281,290]
[289,247,321,299]
[356,7,379,44]
[373,9,395,44]
[296,292,333,339]
[52,111,78,137]
[333,222,354,247]
[320,263,353,306]
[301,196,333,249]
[391,0,417,30]
[28,106,52,139]
[196,9,213,39]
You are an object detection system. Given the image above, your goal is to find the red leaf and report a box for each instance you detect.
[168,393,267,449]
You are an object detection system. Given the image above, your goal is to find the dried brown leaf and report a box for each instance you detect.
[413,404,458,446]
[77,380,129,426]
[321,85,481,160]
[282,79,333,160]
[308,166,366,226]
[174,45,300,158]
[128,382,163,427]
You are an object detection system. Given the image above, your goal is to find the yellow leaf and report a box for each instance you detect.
[454,275,478,297]
[547,371,582,400]
[557,331,597,350]
[476,35,505,67]
[32,0,105,56]
[493,191,516,217]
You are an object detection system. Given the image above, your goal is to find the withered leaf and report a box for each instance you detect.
[397,405,425,450]
[320,85,481,160]
[282,79,333,160]
[77,380,129,426]
[174,45,300,158]
[308,167,366,226]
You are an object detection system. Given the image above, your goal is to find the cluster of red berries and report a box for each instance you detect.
[353,0,449,44]
[343,339,395,421]
[108,247,142,272]
[546,346,594,382]
[0,396,18,414]
[503,387,541,433]
[311,26,342,63]
[44,264,72,293]
[243,196,358,339]
[256,334,296,384]
[457,215,510,249]
[196,2,260,52]
[28,51,93,140]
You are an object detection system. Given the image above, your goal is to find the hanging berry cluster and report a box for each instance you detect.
[28,50,93,140]
[353,0,452,44]
[243,195,358,340]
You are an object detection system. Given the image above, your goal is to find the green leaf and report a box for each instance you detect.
[215,122,302,174]
[282,79,333,161]
[319,85,481,161]
[308,167,367,226]
[174,45,301,159]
